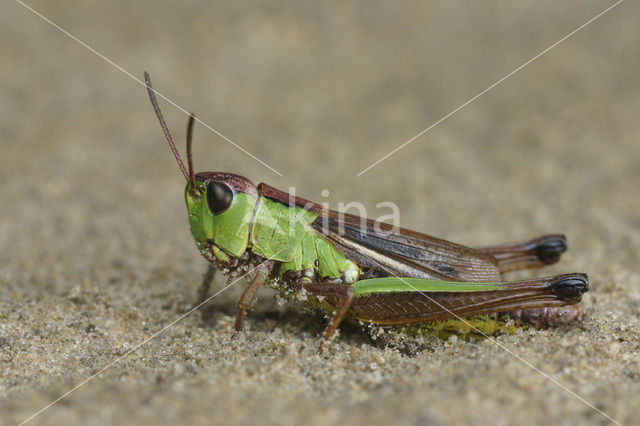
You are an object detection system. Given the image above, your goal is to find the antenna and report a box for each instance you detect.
[186,114,197,191]
[144,71,190,181]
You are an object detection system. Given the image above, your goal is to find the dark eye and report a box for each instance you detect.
[206,181,233,214]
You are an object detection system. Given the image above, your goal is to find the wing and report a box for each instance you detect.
[257,183,501,282]
[314,213,501,282]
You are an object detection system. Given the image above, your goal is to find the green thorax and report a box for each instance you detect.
[250,196,357,279]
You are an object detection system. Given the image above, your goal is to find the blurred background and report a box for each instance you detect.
[1,1,638,425]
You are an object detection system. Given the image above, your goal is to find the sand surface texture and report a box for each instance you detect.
[1,1,638,425]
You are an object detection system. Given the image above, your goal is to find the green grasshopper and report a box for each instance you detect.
[144,72,588,340]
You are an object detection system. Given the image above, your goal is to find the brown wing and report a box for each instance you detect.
[257,183,500,282]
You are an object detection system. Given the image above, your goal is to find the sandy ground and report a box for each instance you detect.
[1,1,639,425]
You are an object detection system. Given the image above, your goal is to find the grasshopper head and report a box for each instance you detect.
[186,172,258,261]
[144,72,258,264]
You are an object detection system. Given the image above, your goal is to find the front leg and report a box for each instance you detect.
[291,280,354,340]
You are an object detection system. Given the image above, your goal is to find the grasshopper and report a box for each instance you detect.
[144,72,588,340]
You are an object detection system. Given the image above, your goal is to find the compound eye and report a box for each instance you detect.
[206,181,233,214]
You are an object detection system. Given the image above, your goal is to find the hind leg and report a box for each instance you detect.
[480,234,567,273]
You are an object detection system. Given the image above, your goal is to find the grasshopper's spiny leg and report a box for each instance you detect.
[292,280,355,340]
[193,263,217,309]
[348,273,588,325]
[480,234,567,273]
[234,261,274,332]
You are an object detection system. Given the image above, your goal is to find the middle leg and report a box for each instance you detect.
[291,280,355,340]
